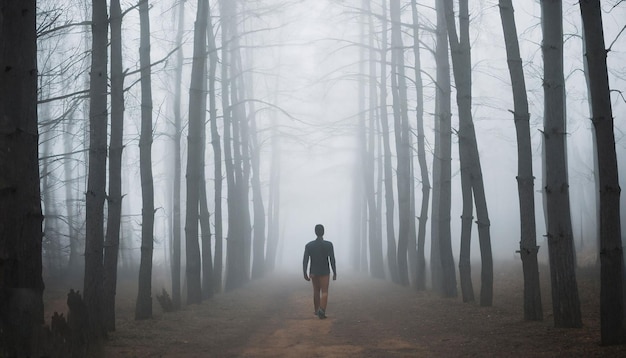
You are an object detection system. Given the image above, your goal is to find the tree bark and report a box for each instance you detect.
[579,0,624,344]
[540,0,582,328]
[0,1,44,354]
[498,0,543,321]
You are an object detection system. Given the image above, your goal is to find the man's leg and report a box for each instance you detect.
[311,274,321,314]
[319,275,330,317]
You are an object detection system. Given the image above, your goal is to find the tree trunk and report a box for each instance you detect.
[579,0,624,344]
[411,0,430,291]
[171,0,186,309]
[185,0,209,304]
[104,0,124,330]
[390,0,413,287]
[541,0,582,328]
[207,5,223,293]
[0,1,44,354]
[379,0,398,282]
[444,0,493,305]
[84,0,108,340]
[498,0,543,321]
[434,0,456,298]
[136,0,155,320]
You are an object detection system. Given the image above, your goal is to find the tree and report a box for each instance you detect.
[432,0,456,298]
[379,0,399,283]
[579,0,624,344]
[411,0,430,291]
[185,0,209,304]
[498,0,543,321]
[390,0,414,286]
[83,0,108,339]
[104,0,125,330]
[540,0,582,328]
[170,0,186,309]
[0,1,44,355]
[443,0,493,306]
[136,0,156,320]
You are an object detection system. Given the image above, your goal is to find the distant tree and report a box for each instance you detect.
[136,0,155,320]
[185,0,209,304]
[207,4,224,292]
[170,0,186,309]
[498,0,543,321]
[83,0,108,340]
[540,0,582,328]
[411,0,430,291]
[390,0,414,286]
[104,0,125,330]
[379,0,399,282]
[0,1,45,355]
[579,0,624,344]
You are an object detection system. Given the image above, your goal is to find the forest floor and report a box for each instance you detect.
[46,259,626,357]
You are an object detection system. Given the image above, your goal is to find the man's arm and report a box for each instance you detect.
[303,246,310,281]
[329,242,337,280]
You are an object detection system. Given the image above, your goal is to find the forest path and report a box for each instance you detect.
[103,264,626,357]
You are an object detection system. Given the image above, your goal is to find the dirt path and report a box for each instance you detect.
[103,267,626,357]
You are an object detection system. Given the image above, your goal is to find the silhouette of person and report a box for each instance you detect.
[303,224,337,319]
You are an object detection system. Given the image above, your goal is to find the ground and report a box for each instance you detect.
[47,260,626,357]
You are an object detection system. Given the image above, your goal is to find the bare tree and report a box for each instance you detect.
[103,0,125,330]
[541,0,582,328]
[83,0,108,339]
[185,0,209,304]
[0,1,44,355]
[135,0,155,320]
[498,0,543,321]
[579,0,624,344]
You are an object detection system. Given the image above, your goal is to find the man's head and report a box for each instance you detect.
[315,224,324,237]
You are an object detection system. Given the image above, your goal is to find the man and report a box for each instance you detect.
[303,224,337,319]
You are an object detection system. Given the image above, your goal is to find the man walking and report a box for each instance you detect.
[303,224,337,319]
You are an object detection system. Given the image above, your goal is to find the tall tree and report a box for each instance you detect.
[432,0,456,297]
[171,0,186,309]
[379,0,399,282]
[443,0,493,305]
[390,0,413,286]
[207,3,223,292]
[185,0,209,304]
[579,0,624,344]
[0,1,44,355]
[498,0,543,321]
[410,0,430,291]
[104,0,125,330]
[540,0,582,328]
[83,0,108,339]
[136,0,155,320]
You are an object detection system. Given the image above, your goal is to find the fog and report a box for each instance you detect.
[36,0,626,283]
